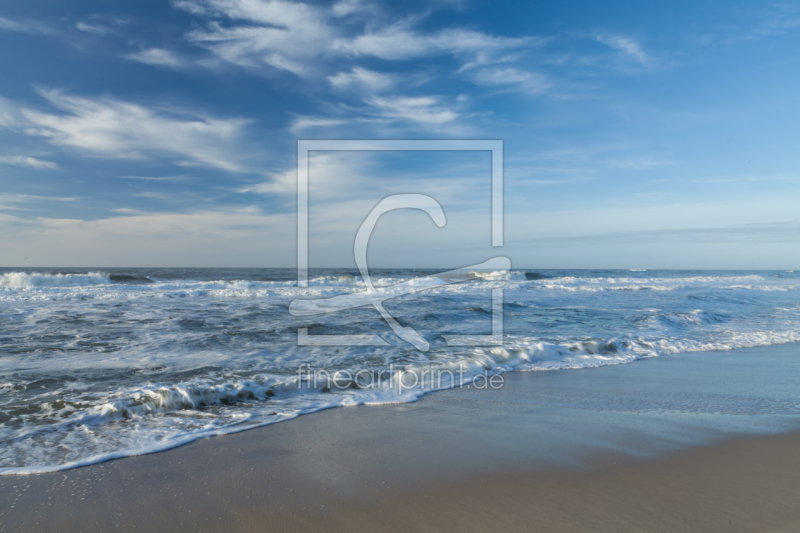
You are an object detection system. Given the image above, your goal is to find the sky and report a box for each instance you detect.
[1,0,799,269]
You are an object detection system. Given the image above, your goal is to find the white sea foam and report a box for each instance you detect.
[2,268,800,474]
[4,325,800,476]
[0,272,111,290]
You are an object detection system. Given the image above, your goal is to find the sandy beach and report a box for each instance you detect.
[2,343,800,532]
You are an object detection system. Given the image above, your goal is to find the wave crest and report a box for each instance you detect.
[0,272,111,290]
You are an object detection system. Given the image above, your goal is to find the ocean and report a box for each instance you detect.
[1,267,799,475]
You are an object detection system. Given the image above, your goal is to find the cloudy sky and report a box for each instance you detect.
[1,0,799,268]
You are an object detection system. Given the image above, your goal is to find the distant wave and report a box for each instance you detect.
[0,272,160,290]
[0,272,111,290]
[524,272,551,280]
[311,270,530,286]
[3,271,777,294]
[109,274,153,284]
[465,270,525,281]
[307,274,359,286]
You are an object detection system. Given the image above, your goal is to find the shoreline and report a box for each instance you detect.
[2,342,800,531]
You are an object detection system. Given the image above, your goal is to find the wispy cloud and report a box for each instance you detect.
[177,0,336,75]
[365,95,459,126]
[290,94,464,133]
[0,193,74,206]
[17,89,250,172]
[331,0,375,18]
[290,116,347,133]
[0,97,17,129]
[0,155,58,170]
[596,34,648,65]
[329,67,395,92]
[237,153,380,199]
[334,24,528,61]
[169,0,549,135]
[125,48,183,68]
[237,168,296,195]
[470,66,551,95]
[132,192,170,200]
[0,15,51,34]
[176,0,529,76]
[75,21,113,35]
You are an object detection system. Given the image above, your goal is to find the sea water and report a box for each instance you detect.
[1,268,799,474]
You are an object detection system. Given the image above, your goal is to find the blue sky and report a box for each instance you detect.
[1,0,799,268]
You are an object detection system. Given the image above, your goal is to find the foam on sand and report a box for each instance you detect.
[2,268,800,474]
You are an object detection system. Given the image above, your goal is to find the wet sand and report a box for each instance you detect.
[2,343,800,532]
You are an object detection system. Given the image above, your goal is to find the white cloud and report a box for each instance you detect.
[0,193,74,210]
[132,192,170,199]
[365,95,459,125]
[178,0,336,75]
[239,151,490,211]
[0,16,51,34]
[329,67,395,92]
[237,153,372,198]
[76,21,113,35]
[289,94,465,132]
[168,0,543,136]
[18,89,250,172]
[331,0,373,17]
[596,35,648,65]
[0,155,58,170]
[125,48,183,68]
[176,0,528,76]
[237,168,296,195]
[335,25,526,61]
[0,96,20,129]
[169,0,543,136]
[290,116,347,133]
[471,67,551,95]
[290,92,466,132]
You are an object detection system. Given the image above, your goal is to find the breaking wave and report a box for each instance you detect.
[2,267,800,474]
[0,272,111,290]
